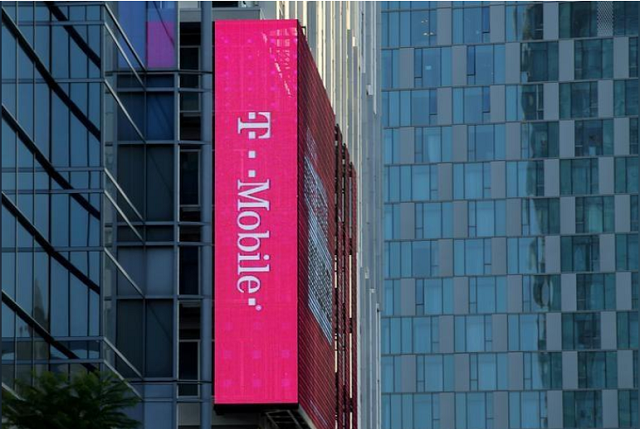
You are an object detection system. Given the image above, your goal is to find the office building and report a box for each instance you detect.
[0,2,382,429]
[382,2,638,428]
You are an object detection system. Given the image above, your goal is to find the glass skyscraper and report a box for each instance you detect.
[382,2,638,428]
[1,2,382,429]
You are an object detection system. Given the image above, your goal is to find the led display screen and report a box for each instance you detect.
[214,20,299,405]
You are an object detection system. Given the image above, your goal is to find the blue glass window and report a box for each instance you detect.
[521,122,559,158]
[454,7,490,44]
[454,87,490,124]
[415,127,452,163]
[507,161,544,197]
[455,315,492,352]
[415,47,451,87]
[469,200,506,237]
[509,391,548,429]
[455,239,492,276]
[522,275,561,312]
[454,163,491,199]
[508,237,545,274]
[509,314,546,351]
[523,352,562,390]
[506,4,543,41]
[521,198,559,235]
[416,202,452,239]
[575,196,614,233]
[467,124,505,161]
[467,45,504,85]
[469,276,506,313]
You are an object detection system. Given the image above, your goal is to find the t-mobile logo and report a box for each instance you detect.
[237,112,272,139]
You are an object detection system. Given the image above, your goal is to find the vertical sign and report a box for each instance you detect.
[214,20,299,405]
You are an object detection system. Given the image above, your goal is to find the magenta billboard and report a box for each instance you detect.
[214,20,299,405]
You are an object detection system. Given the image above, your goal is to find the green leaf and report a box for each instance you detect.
[3,370,141,429]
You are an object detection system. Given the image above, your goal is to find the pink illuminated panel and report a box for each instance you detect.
[214,20,299,405]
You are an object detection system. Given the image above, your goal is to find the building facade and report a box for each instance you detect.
[0,2,382,429]
[382,2,639,429]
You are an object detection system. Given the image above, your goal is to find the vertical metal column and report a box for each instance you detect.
[0,4,4,427]
[200,2,213,429]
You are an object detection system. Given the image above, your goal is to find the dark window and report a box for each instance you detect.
[180,150,199,206]
[615,80,639,117]
[575,119,613,156]
[146,146,174,221]
[521,42,558,82]
[578,352,617,389]
[630,118,638,155]
[562,312,601,350]
[619,390,639,428]
[560,158,599,195]
[179,247,199,295]
[145,300,173,377]
[618,312,639,349]
[577,274,616,311]
[561,235,600,272]
[614,2,639,36]
[147,93,175,140]
[630,37,638,78]
[616,234,639,271]
[563,391,602,428]
[632,196,639,232]
[559,2,597,38]
[560,82,598,119]
[574,39,613,80]
[615,157,639,194]
[116,300,143,374]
